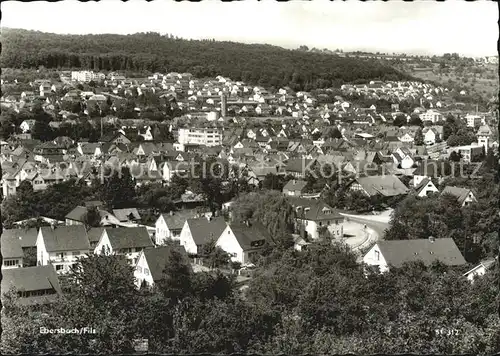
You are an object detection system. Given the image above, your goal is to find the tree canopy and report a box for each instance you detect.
[1,28,413,91]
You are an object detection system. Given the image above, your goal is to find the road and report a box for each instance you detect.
[345,216,390,240]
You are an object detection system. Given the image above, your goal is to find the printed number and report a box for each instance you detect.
[435,328,459,336]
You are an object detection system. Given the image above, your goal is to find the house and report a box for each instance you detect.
[392,147,415,169]
[412,160,450,187]
[154,210,199,245]
[290,198,344,240]
[1,231,24,269]
[178,216,227,255]
[216,222,269,265]
[423,126,443,145]
[94,227,154,265]
[283,179,307,197]
[283,158,317,178]
[1,265,63,305]
[20,119,36,133]
[162,161,192,182]
[463,258,496,282]
[419,109,443,123]
[1,227,38,253]
[447,145,484,163]
[441,186,478,207]
[414,178,439,198]
[363,237,466,273]
[86,227,105,249]
[65,205,119,226]
[112,208,141,223]
[134,245,189,288]
[36,225,91,274]
[99,132,131,145]
[348,175,409,197]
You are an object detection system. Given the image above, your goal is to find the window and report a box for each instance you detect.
[55,264,64,271]
[374,250,380,261]
[4,259,19,266]
[72,251,80,256]
[144,268,150,276]
[137,266,143,273]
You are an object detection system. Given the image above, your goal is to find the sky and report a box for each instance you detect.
[1,0,498,57]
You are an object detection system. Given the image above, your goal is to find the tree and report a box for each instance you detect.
[101,167,137,210]
[409,116,423,127]
[261,173,286,191]
[449,151,462,162]
[414,128,424,145]
[393,114,407,127]
[202,239,230,269]
[31,120,54,141]
[83,206,101,228]
[231,191,295,248]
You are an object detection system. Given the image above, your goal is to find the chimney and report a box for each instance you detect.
[429,236,435,243]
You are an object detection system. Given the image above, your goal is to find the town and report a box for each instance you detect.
[0,3,499,353]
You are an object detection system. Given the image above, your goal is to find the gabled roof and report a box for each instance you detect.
[39,225,90,252]
[476,125,493,136]
[375,238,466,267]
[112,208,141,222]
[87,227,105,246]
[142,245,189,282]
[65,206,88,221]
[186,217,227,246]
[1,228,38,248]
[104,227,153,250]
[283,179,307,192]
[354,175,409,197]
[441,186,476,205]
[160,210,199,231]
[1,231,24,258]
[414,177,435,196]
[463,258,497,277]
[1,265,63,305]
[288,198,343,221]
[229,222,270,251]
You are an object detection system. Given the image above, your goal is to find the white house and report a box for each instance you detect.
[36,225,91,274]
[392,147,415,169]
[463,258,496,282]
[414,178,439,198]
[398,133,414,143]
[363,237,466,273]
[419,109,443,123]
[162,161,191,182]
[20,119,36,133]
[216,223,268,265]
[423,126,443,145]
[134,245,189,288]
[288,198,344,240]
[154,210,199,245]
[94,227,154,265]
[1,232,24,269]
[178,217,227,255]
[441,186,478,207]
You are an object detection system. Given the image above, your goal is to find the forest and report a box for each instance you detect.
[1,28,414,91]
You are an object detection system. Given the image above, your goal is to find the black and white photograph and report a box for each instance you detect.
[0,0,499,354]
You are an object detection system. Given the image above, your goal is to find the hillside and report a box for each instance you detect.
[390,57,499,104]
[0,28,413,91]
